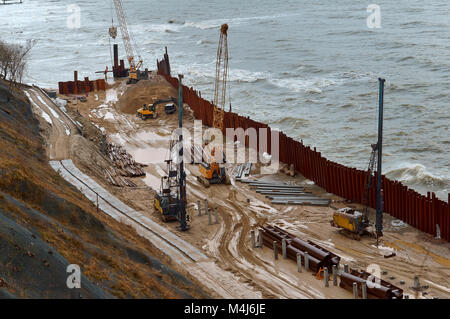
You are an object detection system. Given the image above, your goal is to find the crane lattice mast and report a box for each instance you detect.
[212,24,229,132]
[112,0,142,73]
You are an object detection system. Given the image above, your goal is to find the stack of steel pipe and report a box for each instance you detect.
[242,180,330,206]
[339,269,403,299]
[242,162,252,177]
[235,164,245,179]
[260,224,340,272]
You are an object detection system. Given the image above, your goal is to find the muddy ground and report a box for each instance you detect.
[59,75,449,299]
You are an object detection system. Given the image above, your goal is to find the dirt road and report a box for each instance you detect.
[25,87,74,160]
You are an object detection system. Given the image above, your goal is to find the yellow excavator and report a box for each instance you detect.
[197,162,229,188]
[137,103,157,119]
[137,97,178,120]
[196,144,230,187]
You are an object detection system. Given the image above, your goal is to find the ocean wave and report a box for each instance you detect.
[268,70,374,93]
[196,39,214,45]
[184,13,298,30]
[131,23,182,34]
[398,56,415,62]
[274,117,310,130]
[176,62,268,84]
[385,163,448,190]
[268,76,342,93]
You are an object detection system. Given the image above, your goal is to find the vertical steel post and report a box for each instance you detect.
[376,78,385,237]
[250,230,255,248]
[362,282,367,299]
[297,253,302,273]
[214,207,219,224]
[208,206,212,225]
[282,239,287,259]
[258,229,263,249]
[353,282,359,299]
[304,252,310,271]
[332,265,337,286]
[324,267,329,287]
[177,74,188,231]
[273,241,278,260]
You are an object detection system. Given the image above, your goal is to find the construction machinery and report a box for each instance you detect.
[154,159,181,222]
[136,97,178,119]
[137,104,157,119]
[331,144,377,239]
[153,75,189,231]
[331,78,385,241]
[212,24,231,132]
[196,143,230,187]
[197,162,229,188]
[195,24,232,188]
[110,0,146,83]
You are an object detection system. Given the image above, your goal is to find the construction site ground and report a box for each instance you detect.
[32,75,449,299]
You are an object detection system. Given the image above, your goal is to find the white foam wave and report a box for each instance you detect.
[184,13,298,30]
[175,62,268,84]
[268,71,374,93]
[143,23,183,33]
[385,162,447,189]
[268,77,342,93]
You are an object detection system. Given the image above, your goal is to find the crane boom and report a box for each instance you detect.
[112,0,142,80]
[212,24,229,132]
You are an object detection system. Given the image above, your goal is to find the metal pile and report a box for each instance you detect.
[240,179,330,206]
[260,224,340,272]
[261,224,403,299]
[234,162,251,179]
[103,167,137,187]
[103,143,147,187]
[58,71,106,95]
[340,269,403,299]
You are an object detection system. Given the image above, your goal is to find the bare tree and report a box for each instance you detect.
[0,39,35,89]
[0,40,12,80]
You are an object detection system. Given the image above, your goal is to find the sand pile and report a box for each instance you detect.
[118,76,178,115]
